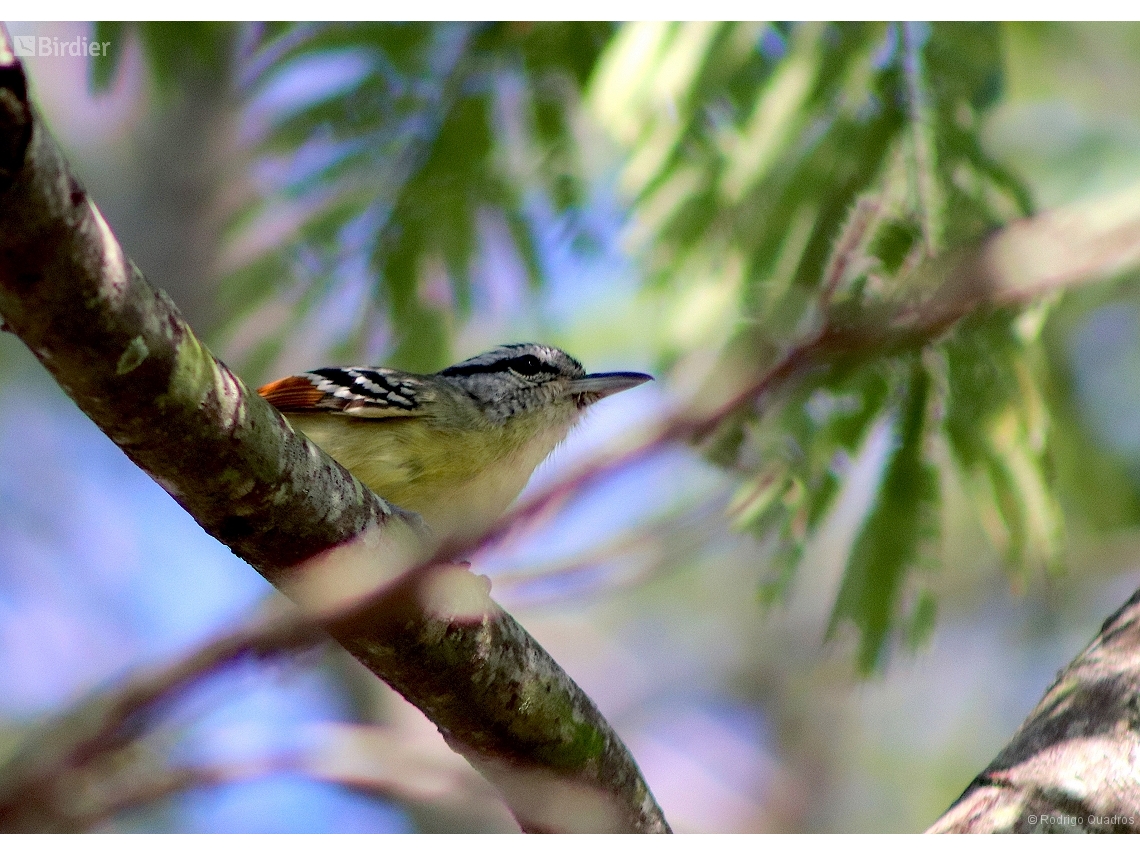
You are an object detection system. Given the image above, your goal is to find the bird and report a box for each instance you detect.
[257,343,652,547]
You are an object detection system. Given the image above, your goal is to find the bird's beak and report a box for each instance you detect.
[567,371,653,404]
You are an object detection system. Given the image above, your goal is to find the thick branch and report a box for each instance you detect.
[0,30,668,833]
[928,589,1140,833]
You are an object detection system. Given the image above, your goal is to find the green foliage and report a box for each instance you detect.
[213,21,613,373]
[594,22,1056,667]
[827,359,939,672]
[98,21,1140,672]
[91,22,237,95]
[735,358,894,610]
[941,311,1062,577]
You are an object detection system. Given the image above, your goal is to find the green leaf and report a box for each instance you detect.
[91,22,238,96]
[90,22,124,91]
[902,587,938,652]
[940,312,1062,574]
[828,360,939,673]
[729,469,791,533]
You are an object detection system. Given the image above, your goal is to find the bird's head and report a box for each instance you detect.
[437,343,652,426]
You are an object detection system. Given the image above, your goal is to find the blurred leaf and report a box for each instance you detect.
[94,22,238,96]
[902,587,938,652]
[869,217,923,275]
[828,360,939,672]
[941,311,1062,574]
[90,22,124,91]
[727,358,897,608]
[729,468,790,533]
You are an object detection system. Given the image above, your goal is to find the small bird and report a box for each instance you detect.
[258,343,652,547]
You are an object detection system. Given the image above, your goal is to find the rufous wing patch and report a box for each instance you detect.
[257,375,326,411]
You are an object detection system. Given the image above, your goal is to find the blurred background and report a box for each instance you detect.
[4,21,1140,832]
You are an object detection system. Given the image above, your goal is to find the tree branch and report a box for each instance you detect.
[0,597,321,830]
[0,594,506,831]
[928,589,1140,832]
[0,26,668,834]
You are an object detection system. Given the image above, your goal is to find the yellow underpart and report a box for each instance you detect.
[286,404,577,547]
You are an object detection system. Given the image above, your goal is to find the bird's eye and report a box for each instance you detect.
[507,355,545,376]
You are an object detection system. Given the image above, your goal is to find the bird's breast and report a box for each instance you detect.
[418,419,574,545]
[286,411,574,547]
